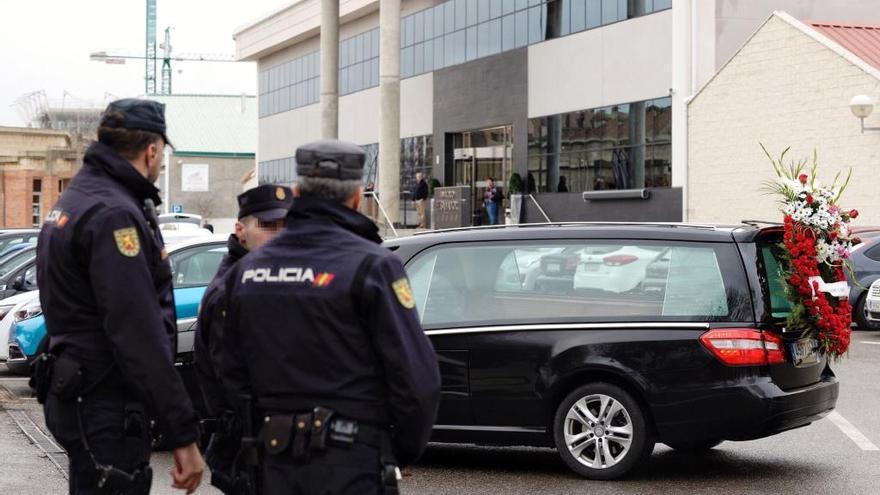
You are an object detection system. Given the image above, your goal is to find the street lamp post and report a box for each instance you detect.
[849,95,880,133]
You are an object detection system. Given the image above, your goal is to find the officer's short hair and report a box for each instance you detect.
[297,177,362,203]
[98,111,164,160]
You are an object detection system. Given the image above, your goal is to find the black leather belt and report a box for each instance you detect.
[261,408,388,463]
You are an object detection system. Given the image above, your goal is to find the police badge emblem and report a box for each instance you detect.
[276,187,287,200]
[392,278,416,309]
[113,227,141,257]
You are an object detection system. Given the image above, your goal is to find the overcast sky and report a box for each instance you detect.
[0,0,288,126]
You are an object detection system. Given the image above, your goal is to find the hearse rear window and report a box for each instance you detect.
[405,240,752,328]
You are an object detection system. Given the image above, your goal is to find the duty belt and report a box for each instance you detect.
[260,407,388,463]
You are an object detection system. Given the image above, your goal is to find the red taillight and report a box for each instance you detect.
[762,332,786,365]
[603,254,638,266]
[564,255,581,271]
[699,328,787,366]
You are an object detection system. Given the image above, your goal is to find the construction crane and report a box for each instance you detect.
[90,0,235,95]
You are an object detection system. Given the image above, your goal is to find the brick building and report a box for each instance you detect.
[688,12,880,225]
[0,127,82,228]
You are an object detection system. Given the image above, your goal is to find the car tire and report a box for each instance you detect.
[854,294,879,331]
[664,439,723,453]
[553,382,654,480]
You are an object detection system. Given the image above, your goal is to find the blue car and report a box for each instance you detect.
[6,236,228,384]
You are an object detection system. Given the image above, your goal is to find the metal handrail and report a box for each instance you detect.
[527,194,552,223]
[363,191,399,238]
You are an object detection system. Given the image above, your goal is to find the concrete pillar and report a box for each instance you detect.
[320,0,339,139]
[546,115,561,193]
[628,101,646,189]
[671,0,693,220]
[379,0,401,226]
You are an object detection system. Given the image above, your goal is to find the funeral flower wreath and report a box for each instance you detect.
[764,146,859,359]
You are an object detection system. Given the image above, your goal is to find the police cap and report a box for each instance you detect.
[295,139,365,181]
[101,98,173,147]
[237,184,294,221]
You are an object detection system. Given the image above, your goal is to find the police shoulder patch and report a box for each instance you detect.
[113,227,141,257]
[392,278,416,309]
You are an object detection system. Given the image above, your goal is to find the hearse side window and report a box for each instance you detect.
[405,241,750,328]
[760,245,793,319]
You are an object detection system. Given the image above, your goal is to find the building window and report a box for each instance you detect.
[256,1,673,113]
[32,179,43,227]
[340,28,380,96]
[58,178,70,194]
[257,157,297,185]
[258,50,321,118]
[398,0,670,81]
[527,96,671,193]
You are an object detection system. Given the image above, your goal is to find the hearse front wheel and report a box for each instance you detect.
[553,383,653,480]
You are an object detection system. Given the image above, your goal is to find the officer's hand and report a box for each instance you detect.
[171,442,205,494]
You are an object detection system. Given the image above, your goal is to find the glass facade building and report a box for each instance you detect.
[258,51,320,118]
[259,0,671,117]
[527,97,671,193]
[400,0,669,79]
[340,29,381,96]
[258,135,434,189]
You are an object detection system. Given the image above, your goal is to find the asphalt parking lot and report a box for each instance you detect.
[2,332,879,494]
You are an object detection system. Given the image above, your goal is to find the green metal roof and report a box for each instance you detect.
[148,94,256,155]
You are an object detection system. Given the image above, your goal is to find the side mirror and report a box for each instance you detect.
[11,276,24,291]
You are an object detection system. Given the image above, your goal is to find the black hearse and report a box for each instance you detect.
[385,222,837,479]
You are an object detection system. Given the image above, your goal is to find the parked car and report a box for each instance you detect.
[846,236,880,330]
[0,291,39,361]
[159,213,215,245]
[0,244,35,274]
[0,247,37,300]
[0,241,35,260]
[865,279,880,325]
[6,235,227,405]
[386,223,838,480]
[0,230,39,254]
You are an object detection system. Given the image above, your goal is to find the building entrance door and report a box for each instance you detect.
[451,125,512,225]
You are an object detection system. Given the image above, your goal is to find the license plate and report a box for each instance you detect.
[546,262,560,273]
[868,299,880,311]
[788,338,819,366]
[583,263,600,272]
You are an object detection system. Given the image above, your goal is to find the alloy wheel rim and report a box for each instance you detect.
[563,394,633,469]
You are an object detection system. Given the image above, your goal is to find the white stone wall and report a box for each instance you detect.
[688,15,880,226]
[528,9,672,119]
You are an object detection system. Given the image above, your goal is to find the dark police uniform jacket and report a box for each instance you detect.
[36,141,198,449]
[221,198,441,466]
[194,234,247,416]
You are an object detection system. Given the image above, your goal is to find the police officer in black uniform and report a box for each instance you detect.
[36,99,205,494]
[194,184,292,491]
[221,139,441,494]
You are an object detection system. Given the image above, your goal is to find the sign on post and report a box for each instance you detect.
[172,204,184,214]
[433,186,471,229]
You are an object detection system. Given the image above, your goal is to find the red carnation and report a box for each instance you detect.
[799,174,808,184]
[849,209,859,219]
[805,195,814,204]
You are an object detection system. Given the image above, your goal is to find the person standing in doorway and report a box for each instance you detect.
[412,172,429,229]
[484,177,503,225]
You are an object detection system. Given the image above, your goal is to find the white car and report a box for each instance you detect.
[160,222,215,246]
[866,280,880,324]
[572,245,667,293]
[0,290,41,361]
